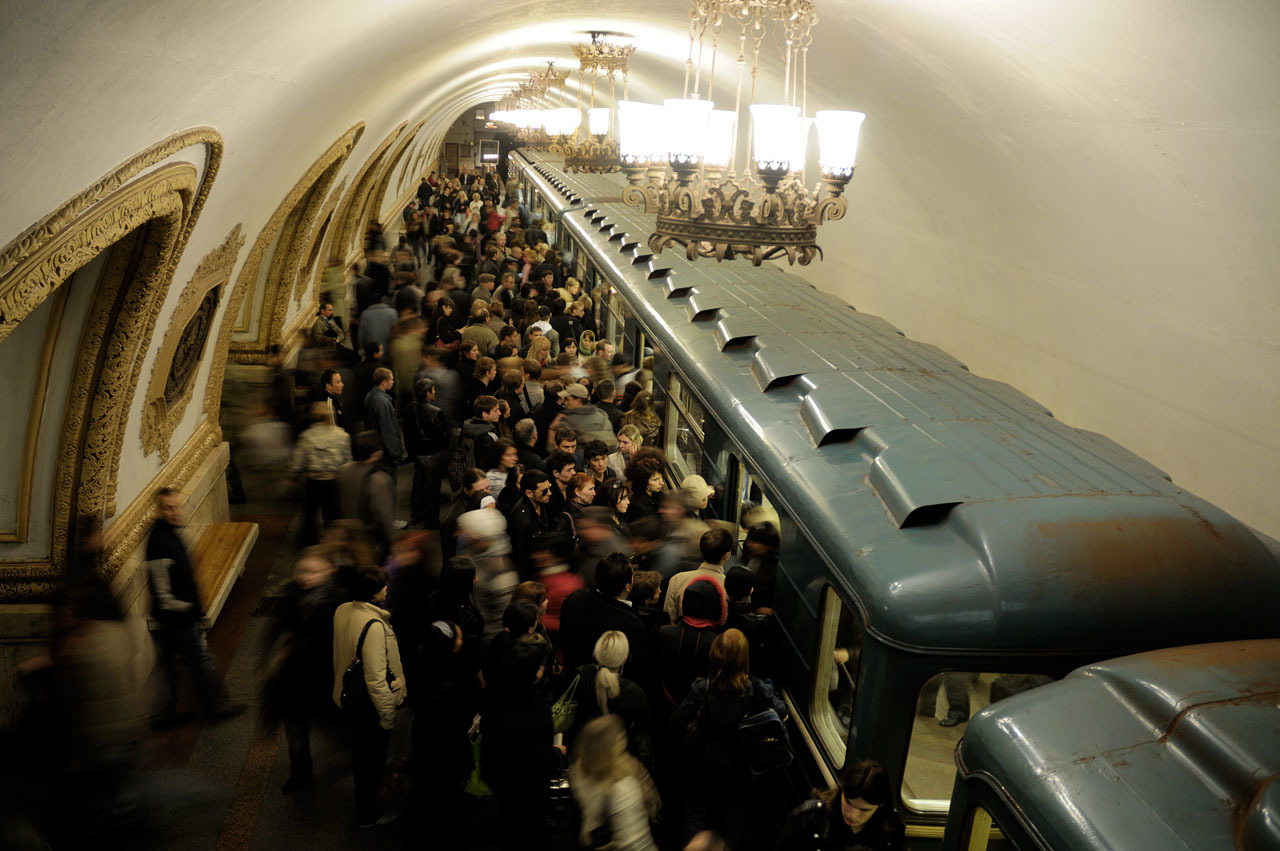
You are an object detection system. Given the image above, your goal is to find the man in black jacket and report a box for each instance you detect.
[507,470,556,579]
[405,377,451,528]
[147,488,241,726]
[558,553,655,693]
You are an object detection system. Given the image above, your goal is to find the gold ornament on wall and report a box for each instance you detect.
[142,223,245,461]
[222,122,365,365]
[0,128,223,601]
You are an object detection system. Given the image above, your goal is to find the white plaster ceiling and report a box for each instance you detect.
[1,0,1278,537]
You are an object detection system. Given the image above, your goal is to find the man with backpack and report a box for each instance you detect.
[450,395,500,490]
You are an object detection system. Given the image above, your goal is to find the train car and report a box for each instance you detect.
[943,640,1280,851]
[508,148,1280,844]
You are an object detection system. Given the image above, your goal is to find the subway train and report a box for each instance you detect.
[507,147,1280,848]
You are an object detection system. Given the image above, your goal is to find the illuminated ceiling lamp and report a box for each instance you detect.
[489,64,571,149]
[618,0,866,265]
[553,31,635,174]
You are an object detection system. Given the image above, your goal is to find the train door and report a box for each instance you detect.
[726,454,778,540]
[665,371,708,487]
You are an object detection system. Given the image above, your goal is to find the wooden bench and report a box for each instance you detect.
[190,521,259,626]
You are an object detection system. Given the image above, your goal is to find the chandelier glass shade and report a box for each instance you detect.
[616,0,867,265]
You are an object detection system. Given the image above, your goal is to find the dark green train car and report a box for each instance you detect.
[944,640,1280,850]
[512,149,1280,845]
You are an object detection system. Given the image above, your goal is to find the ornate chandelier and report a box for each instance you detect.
[618,0,866,264]
[490,63,572,149]
[553,32,635,173]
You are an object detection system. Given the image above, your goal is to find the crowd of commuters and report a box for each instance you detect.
[7,166,906,850]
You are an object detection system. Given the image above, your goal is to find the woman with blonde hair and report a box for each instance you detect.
[607,423,642,479]
[620,390,661,447]
[572,630,652,760]
[527,335,552,367]
[570,715,661,851]
[670,628,788,846]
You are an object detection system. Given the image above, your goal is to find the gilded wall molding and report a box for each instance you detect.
[295,175,347,306]
[0,125,223,601]
[224,123,364,365]
[370,121,424,229]
[329,121,408,265]
[0,128,222,341]
[142,224,245,460]
[102,418,222,578]
[55,166,198,529]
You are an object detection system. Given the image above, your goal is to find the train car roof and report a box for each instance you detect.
[513,150,1280,654]
[955,640,1280,850]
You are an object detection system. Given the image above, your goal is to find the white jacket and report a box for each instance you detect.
[332,601,406,729]
[568,771,656,851]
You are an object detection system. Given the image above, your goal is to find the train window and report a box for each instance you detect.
[902,672,1056,814]
[666,372,705,480]
[612,296,635,360]
[813,588,861,765]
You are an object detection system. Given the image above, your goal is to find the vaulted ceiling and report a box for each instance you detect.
[1,0,1278,538]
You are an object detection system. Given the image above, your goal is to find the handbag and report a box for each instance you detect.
[551,671,581,734]
[339,619,379,715]
[464,714,493,798]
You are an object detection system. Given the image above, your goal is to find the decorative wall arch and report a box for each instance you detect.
[0,128,222,600]
[222,122,364,365]
[141,223,245,460]
[328,120,409,265]
[369,120,424,225]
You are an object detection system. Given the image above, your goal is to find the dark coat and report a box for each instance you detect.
[670,676,787,804]
[146,519,202,624]
[776,798,906,851]
[508,497,558,577]
[656,622,719,706]
[558,589,656,692]
[404,397,450,460]
[363,386,404,463]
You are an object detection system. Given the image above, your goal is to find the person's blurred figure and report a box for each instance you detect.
[287,403,353,546]
[264,548,344,794]
[570,715,661,851]
[46,549,150,844]
[147,488,243,726]
[456,506,518,639]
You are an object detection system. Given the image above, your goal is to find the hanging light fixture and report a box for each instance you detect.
[551,32,635,174]
[490,63,571,150]
[618,0,866,265]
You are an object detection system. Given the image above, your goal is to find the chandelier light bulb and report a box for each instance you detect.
[703,110,737,167]
[663,98,714,164]
[815,110,867,175]
[618,100,664,163]
[749,104,802,172]
[790,117,814,175]
[587,107,611,137]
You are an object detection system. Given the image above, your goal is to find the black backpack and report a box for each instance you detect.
[448,433,477,491]
[737,682,793,774]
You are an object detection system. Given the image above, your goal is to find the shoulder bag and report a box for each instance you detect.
[551,670,582,734]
